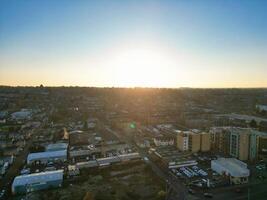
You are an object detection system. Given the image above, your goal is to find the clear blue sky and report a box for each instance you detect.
[0,0,266,87]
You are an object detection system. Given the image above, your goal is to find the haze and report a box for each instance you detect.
[0,0,267,88]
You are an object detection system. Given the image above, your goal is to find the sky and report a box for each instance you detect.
[0,0,267,88]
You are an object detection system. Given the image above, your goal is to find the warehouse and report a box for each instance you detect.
[76,160,98,169]
[96,156,120,166]
[12,170,63,195]
[46,143,68,152]
[211,158,250,184]
[118,152,141,161]
[27,150,67,164]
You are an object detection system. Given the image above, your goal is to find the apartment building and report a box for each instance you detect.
[177,131,211,153]
[211,127,267,161]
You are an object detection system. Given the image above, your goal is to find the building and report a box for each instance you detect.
[256,104,267,112]
[153,137,174,147]
[249,130,267,161]
[69,130,93,146]
[96,156,120,166]
[210,127,267,161]
[176,133,189,151]
[228,128,267,161]
[27,150,67,164]
[118,152,140,161]
[200,132,211,152]
[210,127,230,155]
[151,146,196,169]
[188,132,201,152]
[258,136,267,160]
[11,109,32,120]
[229,129,250,161]
[76,160,98,169]
[177,130,210,153]
[12,170,63,194]
[46,143,68,152]
[211,158,249,185]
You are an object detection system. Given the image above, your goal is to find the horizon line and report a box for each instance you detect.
[0,85,267,90]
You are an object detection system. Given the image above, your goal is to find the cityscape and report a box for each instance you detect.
[0,1,267,200]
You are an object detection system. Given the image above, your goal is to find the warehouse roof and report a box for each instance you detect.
[27,150,67,163]
[76,160,98,168]
[96,156,120,165]
[118,152,140,160]
[46,143,68,151]
[12,170,63,186]
[211,158,249,177]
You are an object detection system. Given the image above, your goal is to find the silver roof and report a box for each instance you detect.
[212,158,249,177]
[46,143,68,151]
[27,150,67,162]
[12,170,63,186]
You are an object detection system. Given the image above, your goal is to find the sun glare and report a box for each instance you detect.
[104,46,178,87]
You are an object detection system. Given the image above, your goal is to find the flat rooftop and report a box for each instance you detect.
[212,158,250,177]
[12,170,63,186]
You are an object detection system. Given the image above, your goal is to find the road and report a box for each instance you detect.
[105,126,187,200]
[105,126,267,200]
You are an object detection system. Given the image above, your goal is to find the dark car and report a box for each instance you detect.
[188,188,196,194]
[204,193,213,198]
[235,188,242,193]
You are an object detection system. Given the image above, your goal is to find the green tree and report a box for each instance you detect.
[83,120,88,130]
[249,119,257,128]
[156,190,166,200]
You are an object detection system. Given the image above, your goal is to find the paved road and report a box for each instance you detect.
[105,126,187,200]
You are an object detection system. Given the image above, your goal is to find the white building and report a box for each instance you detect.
[153,137,174,146]
[211,158,250,184]
[11,109,32,120]
[46,143,68,152]
[27,150,67,164]
[256,104,267,112]
[12,170,63,194]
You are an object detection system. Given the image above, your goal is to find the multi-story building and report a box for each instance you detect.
[177,130,210,153]
[177,133,189,151]
[250,130,267,161]
[211,127,267,161]
[258,136,267,160]
[188,132,201,153]
[210,127,230,155]
[200,132,211,152]
[229,129,250,161]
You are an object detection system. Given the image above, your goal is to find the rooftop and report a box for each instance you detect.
[212,158,249,177]
[46,143,68,151]
[27,150,67,162]
[12,170,63,186]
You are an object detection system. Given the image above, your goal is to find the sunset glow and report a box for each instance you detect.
[0,0,266,88]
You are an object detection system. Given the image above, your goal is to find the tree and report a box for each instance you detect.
[83,120,88,130]
[156,190,166,200]
[83,192,94,200]
[249,119,257,128]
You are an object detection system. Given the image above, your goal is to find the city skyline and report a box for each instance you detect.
[0,0,267,88]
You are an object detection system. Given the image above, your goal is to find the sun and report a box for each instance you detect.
[104,46,177,87]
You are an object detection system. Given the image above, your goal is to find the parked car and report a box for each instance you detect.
[235,188,242,193]
[188,188,196,194]
[204,193,213,198]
